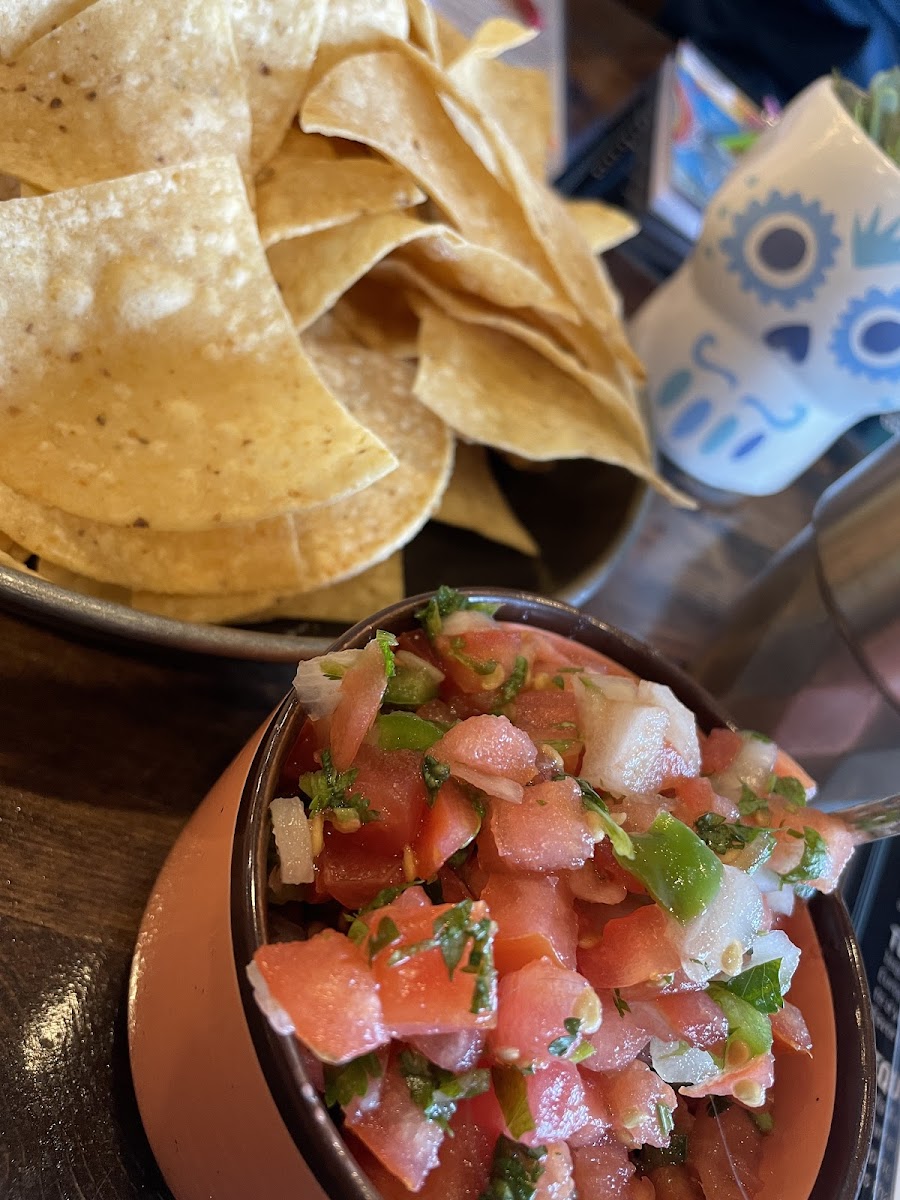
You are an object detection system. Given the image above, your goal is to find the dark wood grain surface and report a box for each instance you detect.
[0,4,879,1197]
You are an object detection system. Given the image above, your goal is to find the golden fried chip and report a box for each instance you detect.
[405,0,440,60]
[333,275,420,358]
[0,0,253,190]
[258,153,424,247]
[301,49,573,318]
[413,306,677,499]
[130,552,404,625]
[0,340,452,593]
[565,198,640,255]
[436,442,538,556]
[0,157,395,530]
[458,17,536,59]
[229,0,328,172]
[313,0,409,81]
[449,54,551,180]
[0,0,89,60]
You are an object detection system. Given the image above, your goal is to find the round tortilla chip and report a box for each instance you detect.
[435,442,539,556]
[0,0,253,190]
[0,156,395,530]
[0,340,453,594]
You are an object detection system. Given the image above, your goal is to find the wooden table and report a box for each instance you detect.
[0,4,880,1195]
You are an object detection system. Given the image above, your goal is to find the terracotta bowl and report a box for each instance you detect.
[128,590,875,1200]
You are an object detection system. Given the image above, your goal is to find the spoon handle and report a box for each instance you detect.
[838,795,900,841]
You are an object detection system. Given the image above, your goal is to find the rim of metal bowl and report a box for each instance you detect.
[230,589,874,1200]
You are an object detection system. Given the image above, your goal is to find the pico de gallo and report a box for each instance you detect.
[248,587,858,1200]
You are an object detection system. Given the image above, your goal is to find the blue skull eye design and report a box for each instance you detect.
[719,190,840,308]
[830,287,900,381]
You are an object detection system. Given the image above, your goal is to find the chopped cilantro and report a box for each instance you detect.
[357,881,421,914]
[635,1133,688,1170]
[613,989,630,1018]
[551,675,565,689]
[492,1067,536,1139]
[494,656,529,709]
[694,812,762,855]
[384,899,496,1015]
[480,1137,546,1200]
[398,1048,489,1132]
[346,917,368,945]
[323,1052,382,1108]
[448,636,498,677]
[300,750,379,824]
[415,586,500,639]
[422,755,451,806]
[738,783,769,817]
[780,827,829,886]
[548,1017,582,1058]
[657,1102,675,1140]
[723,959,784,1014]
[447,842,476,870]
[751,1110,774,1134]
[576,777,634,858]
[368,916,402,961]
[375,629,397,678]
[772,775,807,809]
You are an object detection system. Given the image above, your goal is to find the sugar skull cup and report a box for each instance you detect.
[631,76,900,495]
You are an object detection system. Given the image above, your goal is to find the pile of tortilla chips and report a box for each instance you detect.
[0,0,665,627]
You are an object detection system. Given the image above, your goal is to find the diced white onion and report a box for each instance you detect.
[246,960,295,1036]
[270,797,315,884]
[441,608,497,636]
[293,649,361,719]
[711,733,778,804]
[650,1038,719,1086]
[637,681,701,776]
[748,929,801,995]
[673,866,764,983]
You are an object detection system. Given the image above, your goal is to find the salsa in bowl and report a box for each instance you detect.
[231,589,874,1200]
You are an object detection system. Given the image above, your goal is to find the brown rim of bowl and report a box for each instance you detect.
[230,589,875,1200]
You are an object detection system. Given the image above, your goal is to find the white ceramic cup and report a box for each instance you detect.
[631,76,900,495]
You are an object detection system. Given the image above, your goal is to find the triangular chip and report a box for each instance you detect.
[0,338,451,593]
[130,552,404,624]
[566,199,640,255]
[333,275,420,358]
[0,157,395,530]
[413,306,679,501]
[229,0,328,171]
[0,0,252,190]
[436,442,538,556]
[301,49,572,317]
[0,0,89,60]
[258,153,424,247]
[405,0,440,60]
[313,0,409,82]
[449,54,551,181]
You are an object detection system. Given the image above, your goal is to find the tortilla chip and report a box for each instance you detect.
[0,0,253,191]
[131,552,404,624]
[313,0,409,82]
[0,0,89,60]
[413,306,676,498]
[405,0,440,60]
[0,156,395,530]
[301,49,572,318]
[258,154,424,248]
[460,17,536,59]
[449,54,551,181]
[435,12,467,63]
[229,0,328,172]
[333,275,420,358]
[566,199,640,255]
[436,442,538,556]
[0,340,451,593]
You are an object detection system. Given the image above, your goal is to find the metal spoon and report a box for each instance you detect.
[837,795,900,841]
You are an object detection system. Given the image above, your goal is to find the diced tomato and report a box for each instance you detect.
[567,1070,612,1147]
[688,1103,763,1200]
[647,1165,704,1199]
[278,716,320,793]
[700,727,743,776]
[653,991,729,1049]
[581,996,652,1071]
[346,744,428,855]
[680,1051,775,1106]
[406,1029,485,1072]
[330,640,389,771]
[487,778,594,872]
[435,628,522,693]
[368,899,496,1036]
[434,715,538,787]
[535,1143,576,1200]
[252,930,387,1064]
[578,904,680,990]
[668,775,739,825]
[397,629,443,671]
[563,862,628,906]
[481,874,578,973]
[414,779,481,878]
[315,831,405,908]
[509,625,635,679]
[522,1062,592,1146]
[602,1060,677,1149]
[593,839,648,895]
[346,1049,444,1191]
[771,1000,813,1054]
[766,800,859,892]
[487,958,597,1067]
[571,1141,645,1200]
[772,746,817,795]
[512,689,583,774]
